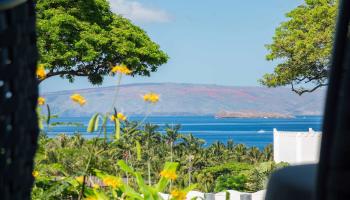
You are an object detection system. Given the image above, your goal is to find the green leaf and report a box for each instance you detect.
[102,114,108,141]
[37,107,44,130]
[87,113,100,132]
[115,118,121,140]
[117,160,135,175]
[183,184,197,193]
[46,104,51,126]
[136,140,142,161]
[93,189,109,200]
[155,177,169,193]
[95,116,100,131]
[135,172,151,196]
[123,184,144,200]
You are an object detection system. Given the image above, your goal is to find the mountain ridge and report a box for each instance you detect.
[41,82,326,117]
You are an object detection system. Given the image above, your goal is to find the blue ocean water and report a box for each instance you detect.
[47,116,322,149]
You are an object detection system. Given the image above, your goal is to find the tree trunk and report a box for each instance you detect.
[170,142,173,162]
[188,155,192,186]
[0,1,39,199]
[125,157,129,185]
[147,159,151,185]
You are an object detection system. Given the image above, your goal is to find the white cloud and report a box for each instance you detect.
[110,0,172,23]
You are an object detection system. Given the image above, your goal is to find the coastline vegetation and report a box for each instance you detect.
[33,62,287,199]
[32,125,286,199]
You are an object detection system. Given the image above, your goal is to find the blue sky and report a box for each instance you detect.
[41,0,303,93]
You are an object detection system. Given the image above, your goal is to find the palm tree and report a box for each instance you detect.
[56,134,69,148]
[210,141,225,157]
[247,147,262,164]
[179,134,205,186]
[143,123,160,185]
[262,144,273,161]
[71,133,85,148]
[226,139,234,151]
[164,124,181,162]
[233,143,247,162]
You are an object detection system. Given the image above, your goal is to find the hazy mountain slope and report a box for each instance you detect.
[42,83,326,116]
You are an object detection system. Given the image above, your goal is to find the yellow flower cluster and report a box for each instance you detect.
[32,171,39,178]
[111,65,132,75]
[38,97,45,106]
[70,94,86,106]
[170,189,187,200]
[103,177,122,188]
[143,92,160,103]
[110,113,127,121]
[36,64,46,80]
[160,169,177,180]
[117,113,127,121]
[75,176,84,184]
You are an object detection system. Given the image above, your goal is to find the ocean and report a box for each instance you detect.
[47,116,322,149]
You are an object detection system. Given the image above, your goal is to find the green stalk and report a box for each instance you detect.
[170,142,173,190]
[109,73,123,112]
[188,155,192,186]
[147,159,151,186]
[79,121,104,199]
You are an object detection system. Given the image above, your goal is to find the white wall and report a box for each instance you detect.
[273,128,321,164]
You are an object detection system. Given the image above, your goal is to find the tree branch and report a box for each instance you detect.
[291,82,328,95]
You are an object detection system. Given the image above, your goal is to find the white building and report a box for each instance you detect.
[273,128,322,165]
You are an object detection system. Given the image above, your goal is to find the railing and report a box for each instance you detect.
[160,189,266,200]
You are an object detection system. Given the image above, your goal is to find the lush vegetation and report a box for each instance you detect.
[32,121,287,199]
[35,0,168,84]
[34,55,288,200]
[261,0,338,95]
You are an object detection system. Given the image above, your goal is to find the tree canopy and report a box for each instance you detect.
[35,0,169,84]
[260,0,337,95]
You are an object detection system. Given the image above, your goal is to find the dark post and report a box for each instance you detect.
[0,0,39,199]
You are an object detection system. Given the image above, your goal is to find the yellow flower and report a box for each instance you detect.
[92,184,100,189]
[110,115,116,122]
[117,113,127,121]
[36,64,46,80]
[143,92,160,103]
[32,171,39,178]
[110,113,127,121]
[171,189,187,200]
[38,97,45,106]
[111,64,132,75]
[76,176,84,184]
[160,169,177,180]
[70,94,86,106]
[103,176,122,188]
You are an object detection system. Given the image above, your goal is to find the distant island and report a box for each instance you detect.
[215,111,294,119]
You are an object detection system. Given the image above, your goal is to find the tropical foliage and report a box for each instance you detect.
[34,47,286,199]
[261,0,338,95]
[32,122,285,199]
[35,0,168,84]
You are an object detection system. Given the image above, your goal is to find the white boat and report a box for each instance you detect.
[257,129,266,133]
